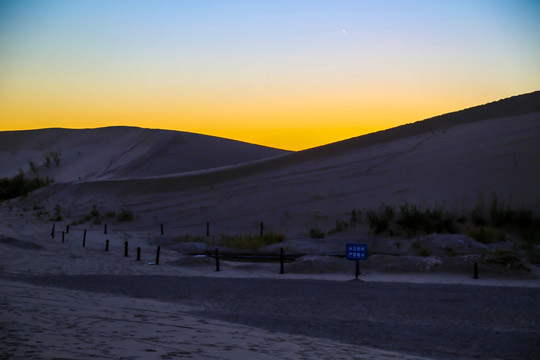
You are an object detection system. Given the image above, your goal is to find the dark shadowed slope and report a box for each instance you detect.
[0,127,290,181]
[289,90,540,160]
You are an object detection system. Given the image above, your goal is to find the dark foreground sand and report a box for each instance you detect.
[7,275,540,359]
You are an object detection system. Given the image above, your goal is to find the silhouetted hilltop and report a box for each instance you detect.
[299,90,540,158]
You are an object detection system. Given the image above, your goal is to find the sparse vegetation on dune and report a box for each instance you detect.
[309,227,325,239]
[366,204,394,234]
[297,192,538,267]
[43,151,61,168]
[360,194,539,245]
[172,234,207,243]
[0,172,53,201]
[466,227,505,244]
[117,208,134,222]
[365,203,457,237]
[69,205,134,225]
[219,232,286,250]
[51,204,63,222]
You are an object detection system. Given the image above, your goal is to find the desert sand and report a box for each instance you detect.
[1,226,539,359]
[1,92,540,359]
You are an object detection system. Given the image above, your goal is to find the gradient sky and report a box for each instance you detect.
[1,0,539,150]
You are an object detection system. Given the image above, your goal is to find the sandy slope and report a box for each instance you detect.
[2,92,539,236]
[0,126,289,181]
[14,111,539,239]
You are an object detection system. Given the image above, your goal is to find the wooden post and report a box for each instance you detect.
[260,221,264,237]
[83,229,86,247]
[66,225,70,234]
[160,224,164,236]
[104,224,107,234]
[62,231,65,243]
[215,248,220,271]
[124,241,128,257]
[51,224,55,239]
[280,247,284,274]
[474,262,478,279]
[105,239,109,252]
[207,221,210,237]
[137,247,141,261]
[156,246,160,265]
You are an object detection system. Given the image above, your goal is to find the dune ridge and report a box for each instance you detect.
[0,126,290,181]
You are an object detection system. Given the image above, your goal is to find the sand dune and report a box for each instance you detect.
[2,91,539,245]
[11,110,539,237]
[1,92,540,359]
[0,126,289,181]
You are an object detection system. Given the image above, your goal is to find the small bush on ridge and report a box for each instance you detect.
[310,227,325,239]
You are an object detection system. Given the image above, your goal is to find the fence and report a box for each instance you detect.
[49,220,289,274]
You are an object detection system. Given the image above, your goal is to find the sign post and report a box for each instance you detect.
[346,244,367,280]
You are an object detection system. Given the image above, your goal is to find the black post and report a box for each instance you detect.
[124,241,128,257]
[104,224,107,234]
[474,262,478,279]
[355,259,360,280]
[260,221,264,237]
[137,247,141,261]
[280,247,284,274]
[51,224,55,239]
[66,224,70,234]
[207,221,210,237]
[160,224,164,236]
[62,231,65,243]
[215,248,220,271]
[156,246,160,265]
[83,229,86,247]
[105,239,109,252]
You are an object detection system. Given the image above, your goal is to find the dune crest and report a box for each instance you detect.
[0,126,290,181]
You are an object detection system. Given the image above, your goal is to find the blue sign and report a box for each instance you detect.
[346,243,367,260]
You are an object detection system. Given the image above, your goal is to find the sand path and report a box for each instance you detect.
[1,279,429,360]
[5,275,539,359]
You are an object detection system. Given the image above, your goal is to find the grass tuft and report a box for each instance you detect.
[366,204,394,234]
[466,227,505,244]
[118,208,134,222]
[219,232,286,250]
[310,227,325,239]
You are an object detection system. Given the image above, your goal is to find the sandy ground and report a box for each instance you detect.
[2,274,539,360]
[3,279,435,360]
[1,224,540,359]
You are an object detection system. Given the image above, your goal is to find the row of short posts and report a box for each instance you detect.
[120,241,159,265]
[54,224,481,278]
[56,221,265,240]
[55,224,161,265]
[56,222,281,274]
